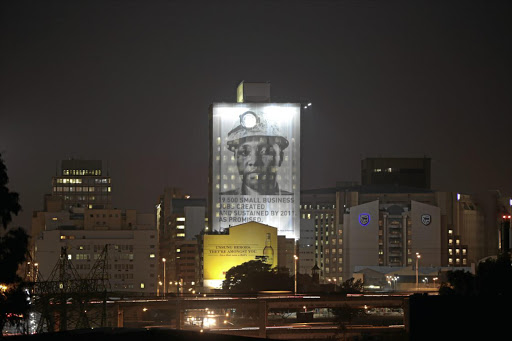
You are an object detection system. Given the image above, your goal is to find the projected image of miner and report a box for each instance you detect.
[222,111,292,196]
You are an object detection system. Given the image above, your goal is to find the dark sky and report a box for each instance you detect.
[1,0,511,230]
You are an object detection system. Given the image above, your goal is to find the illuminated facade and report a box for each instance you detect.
[209,98,301,240]
[203,222,278,290]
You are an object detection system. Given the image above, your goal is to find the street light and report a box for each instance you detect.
[294,255,298,295]
[433,277,438,288]
[162,258,166,297]
[415,253,421,290]
[34,263,39,282]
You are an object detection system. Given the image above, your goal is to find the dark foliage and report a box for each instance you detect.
[439,252,512,296]
[0,155,21,229]
[0,153,30,334]
[222,260,293,293]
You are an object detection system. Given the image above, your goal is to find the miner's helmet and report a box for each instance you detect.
[226,111,289,152]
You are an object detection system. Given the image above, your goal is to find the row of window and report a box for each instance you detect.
[53,186,111,192]
[63,169,102,176]
[300,204,336,210]
[55,178,110,184]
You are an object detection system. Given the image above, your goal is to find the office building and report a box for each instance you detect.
[156,187,207,293]
[361,157,431,189]
[33,206,158,294]
[300,183,502,285]
[51,159,112,210]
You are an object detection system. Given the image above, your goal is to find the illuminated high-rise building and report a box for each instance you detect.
[51,159,112,210]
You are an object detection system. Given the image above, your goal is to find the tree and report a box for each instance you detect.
[331,303,365,340]
[339,278,363,295]
[222,260,293,293]
[0,153,30,334]
[475,252,512,296]
[439,253,512,296]
[439,270,476,296]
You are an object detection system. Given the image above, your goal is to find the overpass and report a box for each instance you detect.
[111,294,408,338]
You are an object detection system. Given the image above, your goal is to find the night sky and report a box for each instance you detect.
[1,0,511,231]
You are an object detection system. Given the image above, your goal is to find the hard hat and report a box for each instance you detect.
[226,111,289,152]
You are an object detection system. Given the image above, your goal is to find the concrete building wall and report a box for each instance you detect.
[299,218,315,275]
[411,200,442,267]
[35,228,158,294]
[344,200,379,281]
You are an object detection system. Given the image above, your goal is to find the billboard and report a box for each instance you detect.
[203,222,278,289]
[210,103,300,240]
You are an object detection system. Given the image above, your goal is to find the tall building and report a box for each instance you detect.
[361,157,431,189]
[156,187,207,294]
[52,159,112,210]
[32,159,157,294]
[33,205,158,294]
[208,81,301,240]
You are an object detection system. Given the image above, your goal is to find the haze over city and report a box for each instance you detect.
[1,0,511,231]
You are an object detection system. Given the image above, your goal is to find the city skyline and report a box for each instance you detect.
[1,0,511,231]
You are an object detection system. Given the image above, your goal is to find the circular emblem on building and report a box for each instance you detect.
[359,213,370,226]
[421,214,431,226]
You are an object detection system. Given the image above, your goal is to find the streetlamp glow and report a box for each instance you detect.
[162,258,166,297]
[415,253,421,290]
[294,255,298,295]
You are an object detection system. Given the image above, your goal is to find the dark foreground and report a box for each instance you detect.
[5,328,263,341]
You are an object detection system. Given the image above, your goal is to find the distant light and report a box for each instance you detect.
[457,193,460,201]
[308,103,312,106]
[304,106,307,109]
[510,199,512,206]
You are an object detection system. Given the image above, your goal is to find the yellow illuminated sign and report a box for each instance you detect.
[203,222,278,289]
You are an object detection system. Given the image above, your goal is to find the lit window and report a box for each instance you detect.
[177,225,185,230]
[149,254,155,258]
[140,283,145,289]
[177,233,185,237]
[60,236,66,240]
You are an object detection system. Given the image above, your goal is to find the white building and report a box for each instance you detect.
[34,208,158,294]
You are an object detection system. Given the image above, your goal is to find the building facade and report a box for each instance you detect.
[300,184,497,285]
[156,187,207,294]
[51,159,112,210]
[361,157,431,189]
[34,207,158,294]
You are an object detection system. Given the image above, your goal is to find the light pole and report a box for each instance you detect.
[294,255,298,295]
[34,263,39,282]
[415,253,421,290]
[162,258,166,297]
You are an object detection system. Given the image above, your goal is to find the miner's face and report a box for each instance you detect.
[235,136,282,193]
